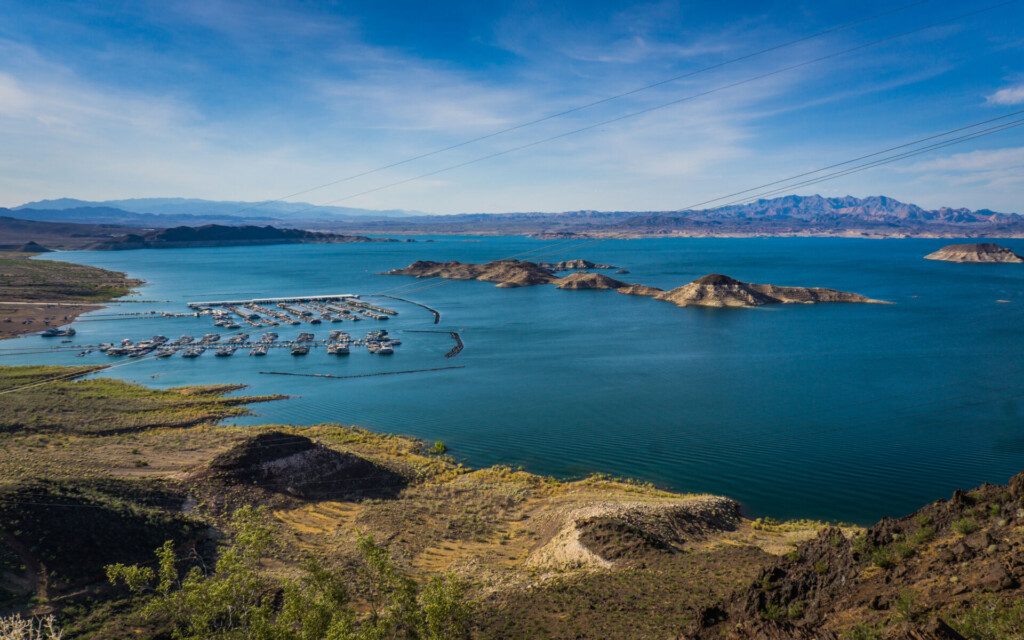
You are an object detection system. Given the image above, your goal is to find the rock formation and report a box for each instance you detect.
[924,242,1024,263]
[554,272,628,290]
[386,259,557,287]
[538,259,616,270]
[654,274,886,308]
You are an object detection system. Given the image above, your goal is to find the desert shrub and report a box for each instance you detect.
[952,518,980,536]
[760,602,786,621]
[870,546,894,569]
[427,441,448,456]
[948,594,1024,640]
[894,590,921,623]
[106,506,472,639]
[843,622,883,640]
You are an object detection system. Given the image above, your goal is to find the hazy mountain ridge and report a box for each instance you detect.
[8,195,1023,237]
[15,197,420,221]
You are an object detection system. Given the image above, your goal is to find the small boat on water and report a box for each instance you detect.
[41,327,75,337]
[291,345,309,356]
[296,332,314,343]
[326,342,350,355]
[249,346,268,356]
[155,349,175,358]
[215,346,236,357]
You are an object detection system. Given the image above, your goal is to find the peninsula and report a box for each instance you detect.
[386,259,887,308]
[924,242,1024,263]
[85,223,391,250]
[0,252,140,339]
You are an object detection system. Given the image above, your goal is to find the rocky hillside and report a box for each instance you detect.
[925,243,1024,263]
[691,472,1024,639]
[385,259,558,287]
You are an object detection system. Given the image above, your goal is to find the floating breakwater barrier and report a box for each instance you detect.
[258,365,465,380]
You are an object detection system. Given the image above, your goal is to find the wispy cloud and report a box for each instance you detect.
[987,84,1024,106]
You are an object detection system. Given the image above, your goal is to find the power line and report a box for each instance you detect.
[223,0,936,218]
[707,117,1024,209]
[675,108,1024,211]
[286,0,1016,211]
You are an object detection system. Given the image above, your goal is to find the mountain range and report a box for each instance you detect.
[5,194,1023,238]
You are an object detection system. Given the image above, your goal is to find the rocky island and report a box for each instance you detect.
[385,258,558,287]
[653,274,888,308]
[924,242,1024,263]
[387,260,886,308]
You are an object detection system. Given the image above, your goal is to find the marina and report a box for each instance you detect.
[44,328,408,360]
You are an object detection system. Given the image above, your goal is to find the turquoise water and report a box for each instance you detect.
[5,237,1023,524]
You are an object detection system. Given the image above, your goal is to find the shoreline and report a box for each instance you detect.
[0,251,142,340]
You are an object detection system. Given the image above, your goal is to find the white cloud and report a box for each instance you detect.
[987,84,1024,106]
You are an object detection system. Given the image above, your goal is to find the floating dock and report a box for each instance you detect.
[187,294,359,308]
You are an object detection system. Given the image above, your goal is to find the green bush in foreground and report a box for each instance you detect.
[107,506,471,639]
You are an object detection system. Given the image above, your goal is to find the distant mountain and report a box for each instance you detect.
[16,198,419,221]
[316,194,1024,238]
[8,194,1023,238]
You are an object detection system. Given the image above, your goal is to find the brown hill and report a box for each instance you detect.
[554,272,628,290]
[924,242,1024,263]
[386,259,557,287]
[655,274,886,308]
[193,431,407,509]
[691,472,1024,639]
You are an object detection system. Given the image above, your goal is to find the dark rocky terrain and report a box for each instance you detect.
[691,472,1024,639]
[86,223,387,249]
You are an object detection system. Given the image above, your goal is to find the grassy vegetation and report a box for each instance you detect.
[0,366,282,437]
[947,594,1024,640]
[0,253,139,302]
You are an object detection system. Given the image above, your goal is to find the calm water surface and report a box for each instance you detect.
[6,236,1024,524]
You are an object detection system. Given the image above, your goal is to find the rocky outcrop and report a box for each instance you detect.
[554,272,628,290]
[654,274,886,308]
[691,472,1024,639]
[616,283,664,297]
[15,241,51,253]
[538,259,616,270]
[386,259,557,287]
[194,432,407,508]
[924,242,1024,263]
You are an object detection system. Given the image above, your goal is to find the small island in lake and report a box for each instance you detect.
[387,260,887,307]
[653,273,888,308]
[924,242,1024,263]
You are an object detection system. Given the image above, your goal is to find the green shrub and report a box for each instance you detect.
[428,441,448,455]
[104,506,473,639]
[948,594,1024,640]
[870,546,894,569]
[843,622,883,640]
[953,518,980,536]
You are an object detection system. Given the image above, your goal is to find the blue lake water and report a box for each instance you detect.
[5,236,1024,524]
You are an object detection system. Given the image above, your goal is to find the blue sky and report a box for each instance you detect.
[1,0,1022,213]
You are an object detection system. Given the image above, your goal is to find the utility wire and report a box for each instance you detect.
[675,108,1024,211]
[224,0,936,218]
[286,0,1016,211]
